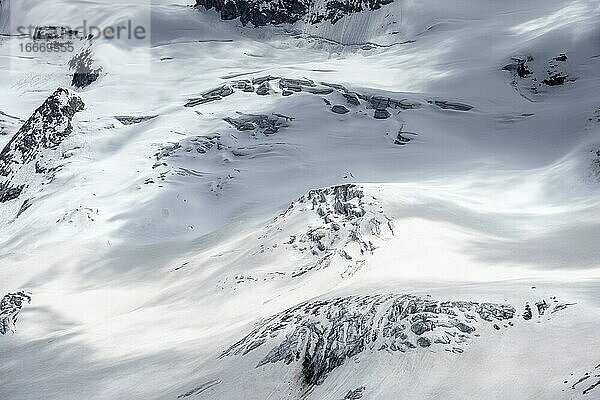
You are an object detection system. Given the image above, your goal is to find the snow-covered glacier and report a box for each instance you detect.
[1,0,599,399]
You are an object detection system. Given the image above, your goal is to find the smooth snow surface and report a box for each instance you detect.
[1,0,600,399]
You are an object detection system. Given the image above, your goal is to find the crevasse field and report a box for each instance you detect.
[1,0,599,399]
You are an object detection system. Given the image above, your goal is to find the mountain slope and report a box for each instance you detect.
[0,0,599,399]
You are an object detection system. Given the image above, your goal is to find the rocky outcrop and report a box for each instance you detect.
[591,146,600,181]
[262,184,394,278]
[0,110,22,137]
[195,0,395,27]
[221,293,562,387]
[177,379,222,398]
[184,76,420,125]
[0,291,31,335]
[502,53,573,100]
[0,88,84,219]
[565,363,600,397]
[115,115,158,125]
[224,112,292,135]
[68,44,102,88]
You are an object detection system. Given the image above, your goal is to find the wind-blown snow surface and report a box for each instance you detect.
[1,0,600,399]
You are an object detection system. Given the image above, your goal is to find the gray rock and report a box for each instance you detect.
[343,93,360,106]
[68,45,102,88]
[1,291,31,335]
[223,113,291,135]
[0,88,84,215]
[536,300,549,316]
[455,322,474,333]
[256,82,270,95]
[222,293,523,387]
[523,304,533,320]
[115,115,157,125]
[374,109,391,119]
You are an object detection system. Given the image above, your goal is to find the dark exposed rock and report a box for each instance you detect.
[269,184,394,278]
[411,320,433,335]
[503,56,533,78]
[33,26,80,40]
[306,87,334,95]
[369,95,418,111]
[374,109,390,119]
[177,379,222,398]
[428,100,473,111]
[535,300,549,316]
[553,53,568,62]
[221,294,527,387]
[0,88,84,214]
[219,185,395,289]
[523,303,533,320]
[256,82,271,95]
[344,386,366,399]
[252,75,279,85]
[0,181,23,203]
[233,79,255,92]
[1,291,31,335]
[322,82,348,92]
[195,0,396,27]
[568,364,600,396]
[542,73,568,86]
[182,76,418,126]
[185,85,234,107]
[332,105,350,114]
[115,115,158,125]
[503,53,572,99]
[394,132,411,145]
[552,303,576,313]
[68,46,102,89]
[343,93,360,106]
[455,322,474,334]
[279,78,315,93]
[224,113,291,135]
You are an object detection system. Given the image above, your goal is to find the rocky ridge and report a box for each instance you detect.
[221,293,570,388]
[216,184,395,289]
[503,53,573,100]
[0,291,31,335]
[259,184,394,278]
[566,363,600,397]
[195,0,395,27]
[151,77,434,193]
[68,43,102,89]
[0,88,84,221]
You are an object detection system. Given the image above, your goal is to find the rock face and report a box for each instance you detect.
[224,113,292,135]
[0,88,84,219]
[502,53,572,100]
[195,0,394,27]
[262,184,395,278]
[220,293,551,387]
[68,45,102,89]
[591,146,600,181]
[216,185,395,289]
[0,292,31,335]
[184,76,420,126]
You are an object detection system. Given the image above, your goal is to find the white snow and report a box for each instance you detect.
[0,0,599,399]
